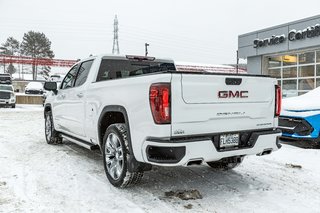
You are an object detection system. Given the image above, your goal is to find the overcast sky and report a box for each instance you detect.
[1,0,320,65]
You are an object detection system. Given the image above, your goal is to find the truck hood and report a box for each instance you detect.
[26,87,42,90]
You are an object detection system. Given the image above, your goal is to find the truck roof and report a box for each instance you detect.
[79,54,174,64]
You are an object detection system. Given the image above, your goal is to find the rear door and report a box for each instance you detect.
[171,73,277,137]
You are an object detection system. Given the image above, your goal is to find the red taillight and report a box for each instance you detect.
[149,83,171,124]
[275,85,282,117]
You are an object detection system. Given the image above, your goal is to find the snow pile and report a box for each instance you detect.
[0,104,43,112]
[282,86,320,112]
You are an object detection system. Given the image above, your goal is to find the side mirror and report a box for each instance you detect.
[44,82,58,94]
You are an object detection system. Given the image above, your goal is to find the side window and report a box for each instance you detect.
[74,60,93,87]
[96,60,115,81]
[60,64,79,89]
[96,60,130,82]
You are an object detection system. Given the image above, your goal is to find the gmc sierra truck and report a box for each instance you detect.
[43,54,282,188]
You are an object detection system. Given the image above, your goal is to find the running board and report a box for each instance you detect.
[60,134,100,151]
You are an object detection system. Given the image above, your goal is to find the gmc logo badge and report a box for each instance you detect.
[218,91,248,98]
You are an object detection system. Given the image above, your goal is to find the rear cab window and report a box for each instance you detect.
[96,58,176,82]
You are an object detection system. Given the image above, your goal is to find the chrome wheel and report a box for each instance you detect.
[105,133,124,180]
[45,114,52,141]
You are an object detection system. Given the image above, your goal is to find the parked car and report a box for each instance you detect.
[43,54,282,188]
[0,73,12,85]
[25,82,44,94]
[279,87,320,148]
[0,84,16,108]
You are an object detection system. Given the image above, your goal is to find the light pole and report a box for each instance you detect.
[145,43,149,56]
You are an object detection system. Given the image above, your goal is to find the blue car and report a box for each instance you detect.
[279,88,320,148]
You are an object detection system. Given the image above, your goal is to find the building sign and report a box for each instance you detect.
[253,35,286,48]
[253,24,320,48]
[289,24,320,41]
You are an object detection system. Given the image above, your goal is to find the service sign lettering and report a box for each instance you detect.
[253,35,286,48]
[253,23,320,48]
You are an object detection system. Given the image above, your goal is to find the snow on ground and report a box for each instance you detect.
[0,105,320,212]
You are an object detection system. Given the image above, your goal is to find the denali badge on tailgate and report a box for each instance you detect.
[218,91,248,98]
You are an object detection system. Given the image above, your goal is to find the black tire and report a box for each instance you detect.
[207,156,244,170]
[11,104,15,108]
[44,111,62,144]
[102,123,143,188]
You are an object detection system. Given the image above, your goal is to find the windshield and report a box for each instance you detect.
[0,85,13,91]
[0,76,11,80]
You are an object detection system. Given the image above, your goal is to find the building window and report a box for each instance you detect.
[317,51,320,63]
[299,52,315,64]
[298,79,314,90]
[316,65,320,76]
[283,67,297,78]
[267,50,320,97]
[268,57,282,68]
[268,68,281,78]
[316,78,320,87]
[282,79,297,90]
[299,65,314,77]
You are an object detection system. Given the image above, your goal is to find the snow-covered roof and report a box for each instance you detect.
[26,82,43,89]
[282,86,320,112]
[175,61,247,74]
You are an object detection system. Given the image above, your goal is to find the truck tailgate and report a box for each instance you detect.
[171,73,277,137]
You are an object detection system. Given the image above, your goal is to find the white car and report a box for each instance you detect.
[43,54,281,188]
[0,84,16,108]
[25,82,44,95]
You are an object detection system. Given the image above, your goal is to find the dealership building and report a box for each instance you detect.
[238,15,320,97]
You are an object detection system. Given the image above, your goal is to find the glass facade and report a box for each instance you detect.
[267,50,320,97]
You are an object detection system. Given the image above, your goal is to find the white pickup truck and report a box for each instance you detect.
[44,54,282,188]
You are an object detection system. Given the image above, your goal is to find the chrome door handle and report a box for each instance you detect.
[77,93,84,98]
